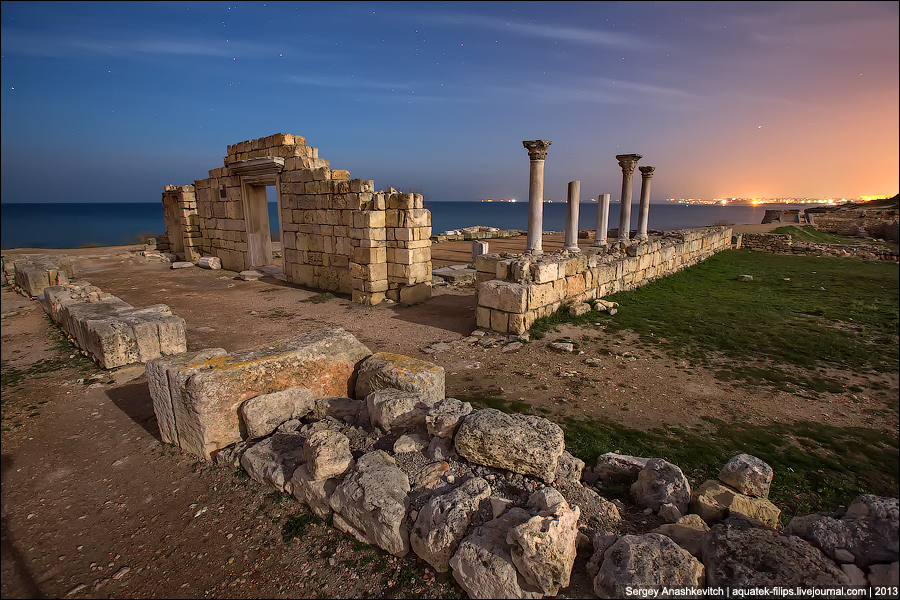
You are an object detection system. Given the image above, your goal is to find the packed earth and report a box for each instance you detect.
[1,238,897,599]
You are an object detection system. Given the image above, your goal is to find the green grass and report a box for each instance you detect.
[563,415,899,524]
[307,292,336,303]
[280,511,322,543]
[457,394,532,415]
[532,249,898,393]
[770,225,866,245]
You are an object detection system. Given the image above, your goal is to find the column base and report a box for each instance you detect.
[563,245,581,253]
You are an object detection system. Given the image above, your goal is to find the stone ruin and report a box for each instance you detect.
[472,143,734,334]
[157,133,432,305]
[2,254,187,369]
[144,326,899,597]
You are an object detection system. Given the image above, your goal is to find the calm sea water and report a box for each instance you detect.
[0,201,803,250]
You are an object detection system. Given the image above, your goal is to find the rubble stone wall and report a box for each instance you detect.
[474,227,733,334]
[160,133,433,305]
[742,233,899,261]
[810,208,900,242]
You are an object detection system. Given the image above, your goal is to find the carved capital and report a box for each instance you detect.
[639,166,655,178]
[616,153,642,176]
[523,140,552,161]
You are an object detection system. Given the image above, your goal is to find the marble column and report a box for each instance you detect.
[523,140,552,254]
[615,154,642,242]
[636,166,655,241]
[593,193,611,246]
[563,181,581,252]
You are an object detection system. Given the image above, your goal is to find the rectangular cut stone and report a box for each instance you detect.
[478,280,528,314]
[148,329,372,459]
[531,262,559,284]
[474,253,501,273]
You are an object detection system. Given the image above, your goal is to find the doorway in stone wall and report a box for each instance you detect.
[231,157,285,273]
[162,192,185,257]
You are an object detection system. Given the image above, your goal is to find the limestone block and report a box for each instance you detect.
[366,388,437,432]
[475,253,501,273]
[702,515,849,589]
[531,261,559,284]
[786,512,898,568]
[240,432,306,491]
[411,477,492,572]
[147,348,227,445]
[449,507,542,599]
[555,451,585,485]
[691,480,781,527]
[653,514,710,557]
[147,328,371,459]
[352,210,385,229]
[351,246,386,265]
[393,433,429,453]
[594,534,704,598]
[289,464,339,519]
[631,458,691,515]
[845,494,899,521]
[239,387,316,439]
[527,282,557,309]
[490,309,509,333]
[454,409,565,483]
[303,429,353,481]
[425,398,473,438]
[312,397,363,421]
[508,502,581,596]
[355,352,445,403]
[329,451,411,557]
[718,453,773,499]
[478,280,528,314]
[399,282,432,305]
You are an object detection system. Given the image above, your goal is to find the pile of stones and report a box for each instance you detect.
[2,253,74,297]
[148,328,898,598]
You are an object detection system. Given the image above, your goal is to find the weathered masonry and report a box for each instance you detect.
[158,133,433,305]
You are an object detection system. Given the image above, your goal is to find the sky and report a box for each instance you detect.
[1,1,898,204]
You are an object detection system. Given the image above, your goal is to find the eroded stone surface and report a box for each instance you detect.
[702,516,849,589]
[631,459,691,515]
[367,388,437,432]
[454,409,565,483]
[329,451,411,557]
[355,353,445,402]
[410,477,491,572]
[449,507,542,599]
[508,501,580,595]
[303,430,352,481]
[691,479,781,527]
[239,387,315,439]
[240,433,306,491]
[425,398,472,438]
[594,533,704,599]
[718,454,773,499]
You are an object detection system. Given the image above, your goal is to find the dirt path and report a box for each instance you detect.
[1,244,896,598]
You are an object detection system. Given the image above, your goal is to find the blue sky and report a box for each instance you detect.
[1,1,897,203]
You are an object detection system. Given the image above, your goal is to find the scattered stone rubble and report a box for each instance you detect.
[2,254,187,369]
[739,233,899,261]
[145,327,898,598]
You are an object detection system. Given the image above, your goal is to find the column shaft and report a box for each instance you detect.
[564,181,581,252]
[636,166,655,241]
[593,193,611,246]
[526,159,545,253]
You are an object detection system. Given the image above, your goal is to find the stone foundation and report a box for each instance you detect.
[742,233,899,261]
[474,226,733,334]
[4,254,75,297]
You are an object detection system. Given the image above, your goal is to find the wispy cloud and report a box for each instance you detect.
[280,74,412,91]
[0,29,278,60]
[417,13,658,51]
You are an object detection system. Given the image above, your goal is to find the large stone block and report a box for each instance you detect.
[479,280,528,314]
[366,388,438,432]
[355,352,445,402]
[454,409,565,483]
[330,451,411,557]
[146,328,371,459]
[691,479,781,527]
[594,533,704,598]
[239,387,316,439]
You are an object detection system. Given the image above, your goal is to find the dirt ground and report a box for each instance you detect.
[2,229,896,599]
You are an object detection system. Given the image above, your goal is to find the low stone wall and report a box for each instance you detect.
[42,282,187,369]
[810,208,900,243]
[146,327,898,597]
[474,227,733,334]
[3,254,75,297]
[742,233,899,261]
[431,227,524,243]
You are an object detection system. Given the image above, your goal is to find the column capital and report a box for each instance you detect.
[639,165,655,178]
[523,140,552,161]
[616,153,642,175]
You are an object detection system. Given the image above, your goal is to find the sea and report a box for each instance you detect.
[0,201,804,250]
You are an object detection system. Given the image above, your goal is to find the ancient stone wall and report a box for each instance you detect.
[160,133,432,305]
[474,227,733,334]
[810,208,900,243]
[742,233,899,261]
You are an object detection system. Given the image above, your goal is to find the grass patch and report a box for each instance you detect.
[307,292,336,303]
[771,225,863,245]
[457,394,532,414]
[281,511,322,543]
[533,250,898,394]
[563,415,899,523]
